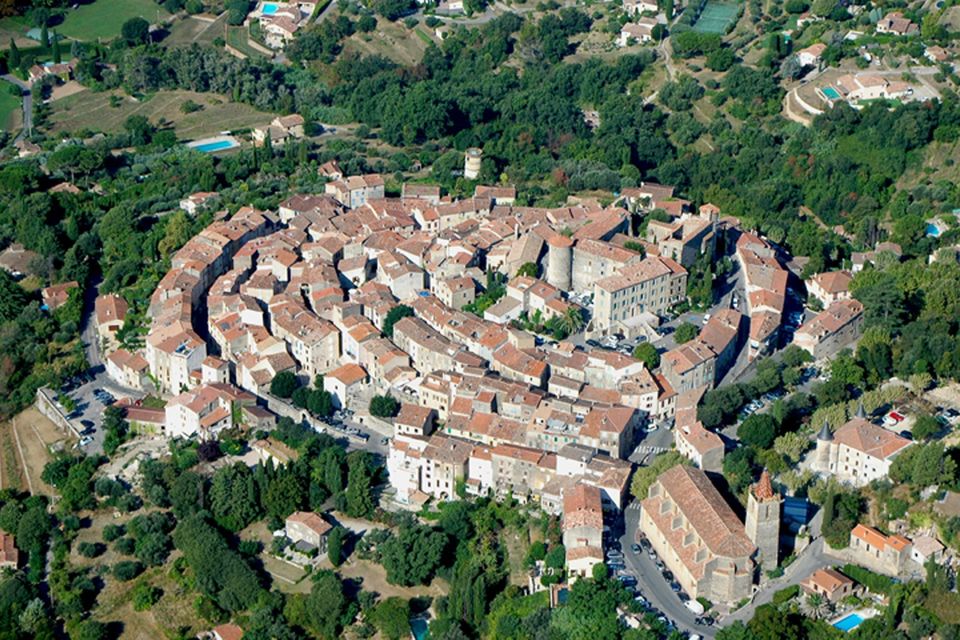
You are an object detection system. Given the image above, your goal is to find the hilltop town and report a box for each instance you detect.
[41,150,951,639]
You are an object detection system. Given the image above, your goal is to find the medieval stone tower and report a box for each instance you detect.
[745,469,781,571]
[815,420,833,472]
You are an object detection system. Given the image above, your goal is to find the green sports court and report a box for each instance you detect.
[693,1,739,34]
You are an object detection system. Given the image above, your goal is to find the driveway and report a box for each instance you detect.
[621,504,717,638]
[1,74,31,140]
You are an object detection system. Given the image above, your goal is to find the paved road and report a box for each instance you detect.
[724,537,831,625]
[1,74,31,140]
[628,423,674,465]
[621,503,717,639]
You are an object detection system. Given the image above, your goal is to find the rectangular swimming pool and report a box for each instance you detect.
[822,86,841,100]
[194,140,237,153]
[833,613,864,632]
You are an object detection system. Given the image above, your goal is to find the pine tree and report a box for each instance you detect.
[8,39,19,68]
[52,32,61,64]
[40,23,48,48]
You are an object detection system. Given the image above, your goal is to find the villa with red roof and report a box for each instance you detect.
[814,416,912,486]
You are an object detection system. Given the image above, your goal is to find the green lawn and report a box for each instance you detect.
[56,0,172,41]
[0,83,21,132]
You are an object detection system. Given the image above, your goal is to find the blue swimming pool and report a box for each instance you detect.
[410,618,429,640]
[833,613,865,632]
[262,2,280,14]
[822,86,841,100]
[194,140,237,153]
[927,223,942,237]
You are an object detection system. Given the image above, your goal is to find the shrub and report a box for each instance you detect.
[113,537,136,555]
[369,395,400,418]
[842,564,894,594]
[132,581,162,611]
[103,524,125,542]
[772,584,799,605]
[113,560,145,581]
[78,542,105,558]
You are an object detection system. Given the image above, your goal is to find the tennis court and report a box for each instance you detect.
[693,1,739,33]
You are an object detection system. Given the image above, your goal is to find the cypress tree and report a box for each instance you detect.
[52,32,61,64]
[8,39,19,68]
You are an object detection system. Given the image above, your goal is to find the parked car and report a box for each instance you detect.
[631,543,641,553]
[78,436,93,448]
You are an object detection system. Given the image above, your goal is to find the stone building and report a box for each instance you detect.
[744,470,781,571]
[639,465,756,604]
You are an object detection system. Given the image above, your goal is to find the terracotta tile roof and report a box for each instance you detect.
[326,363,368,385]
[643,465,755,559]
[851,524,910,552]
[95,293,128,326]
[677,421,723,456]
[804,568,852,594]
[286,511,332,537]
[566,545,604,561]
[833,417,911,460]
[752,469,776,501]
[213,623,244,640]
[0,531,18,567]
[810,270,852,295]
[563,483,603,531]
[796,299,863,339]
[423,434,473,465]
[397,403,434,430]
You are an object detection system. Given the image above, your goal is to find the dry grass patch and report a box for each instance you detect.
[94,561,204,640]
[338,558,449,599]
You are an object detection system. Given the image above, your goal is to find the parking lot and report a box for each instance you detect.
[619,504,718,638]
[57,369,145,454]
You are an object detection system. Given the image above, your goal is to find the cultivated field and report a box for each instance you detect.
[56,0,172,41]
[342,17,433,66]
[47,89,273,140]
[225,25,272,59]
[163,13,227,48]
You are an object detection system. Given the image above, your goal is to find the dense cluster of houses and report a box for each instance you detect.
[81,158,921,601]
